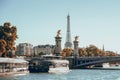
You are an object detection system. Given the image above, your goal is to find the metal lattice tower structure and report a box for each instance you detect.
[65,14,72,48]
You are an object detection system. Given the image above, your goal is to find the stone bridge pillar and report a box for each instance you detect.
[73,36,79,57]
[54,30,62,56]
[73,36,79,66]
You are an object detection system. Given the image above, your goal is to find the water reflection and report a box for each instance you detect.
[0,70,120,80]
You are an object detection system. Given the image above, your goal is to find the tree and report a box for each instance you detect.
[0,39,7,56]
[106,51,117,56]
[0,22,18,57]
[85,45,106,57]
[98,49,106,57]
[61,48,73,57]
[78,48,87,57]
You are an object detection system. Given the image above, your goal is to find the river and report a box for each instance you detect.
[0,69,120,80]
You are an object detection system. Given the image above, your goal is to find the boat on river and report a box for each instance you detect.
[48,59,69,73]
[0,57,29,77]
[29,55,69,73]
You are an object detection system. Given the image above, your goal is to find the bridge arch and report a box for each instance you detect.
[74,56,120,68]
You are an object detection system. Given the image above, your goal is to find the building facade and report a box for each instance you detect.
[34,44,55,56]
[16,43,34,56]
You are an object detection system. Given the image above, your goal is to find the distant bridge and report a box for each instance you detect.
[25,56,120,69]
[66,56,120,68]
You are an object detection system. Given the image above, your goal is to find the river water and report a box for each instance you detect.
[0,69,120,80]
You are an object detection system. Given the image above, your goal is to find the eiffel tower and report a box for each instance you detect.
[65,14,72,48]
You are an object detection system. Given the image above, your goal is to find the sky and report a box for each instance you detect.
[0,0,120,53]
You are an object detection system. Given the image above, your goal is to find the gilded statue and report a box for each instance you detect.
[57,30,61,37]
[75,36,79,41]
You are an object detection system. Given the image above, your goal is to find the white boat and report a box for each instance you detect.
[42,54,70,73]
[29,55,70,73]
[48,60,69,74]
[102,63,110,68]
[0,57,29,77]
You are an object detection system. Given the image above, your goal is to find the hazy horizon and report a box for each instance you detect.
[0,0,120,53]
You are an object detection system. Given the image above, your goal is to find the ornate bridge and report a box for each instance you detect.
[25,56,120,69]
[66,56,120,68]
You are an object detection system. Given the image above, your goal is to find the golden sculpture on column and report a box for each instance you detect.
[57,30,61,37]
[75,36,79,41]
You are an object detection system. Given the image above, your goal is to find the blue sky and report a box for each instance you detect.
[0,0,120,53]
